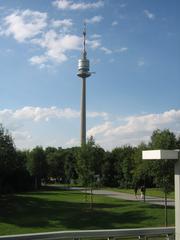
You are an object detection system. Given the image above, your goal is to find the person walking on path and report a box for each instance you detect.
[140,185,146,202]
[134,185,138,199]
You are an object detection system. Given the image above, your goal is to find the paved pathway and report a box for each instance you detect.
[84,189,175,207]
[48,185,175,207]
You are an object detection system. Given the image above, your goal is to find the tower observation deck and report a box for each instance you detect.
[77,24,92,145]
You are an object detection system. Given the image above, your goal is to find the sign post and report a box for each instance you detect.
[142,150,180,240]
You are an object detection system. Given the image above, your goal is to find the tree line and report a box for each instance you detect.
[0,123,179,194]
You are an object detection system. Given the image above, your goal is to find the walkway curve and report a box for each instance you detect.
[84,189,175,207]
[47,185,174,207]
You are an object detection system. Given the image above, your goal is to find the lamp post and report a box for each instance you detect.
[142,150,180,240]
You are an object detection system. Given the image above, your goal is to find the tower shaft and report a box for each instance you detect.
[77,23,93,146]
[81,78,86,145]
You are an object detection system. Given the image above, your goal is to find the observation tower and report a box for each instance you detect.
[77,24,93,145]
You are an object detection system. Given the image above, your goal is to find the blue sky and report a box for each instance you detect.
[0,0,179,150]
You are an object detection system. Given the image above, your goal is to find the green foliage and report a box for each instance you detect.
[0,124,17,193]
[150,129,177,149]
[76,137,104,187]
[64,148,78,184]
[132,143,154,187]
[10,150,34,192]
[27,146,47,189]
[149,129,176,193]
[46,148,66,182]
[0,124,33,193]
[111,146,135,188]
[101,151,118,187]
[0,124,17,175]
[0,124,179,194]
[77,138,96,186]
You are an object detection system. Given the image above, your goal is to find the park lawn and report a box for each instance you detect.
[106,188,175,199]
[0,188,175,236]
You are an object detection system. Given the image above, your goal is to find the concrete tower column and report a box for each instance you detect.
[77,24,93,146]
[81,78,86,145]
[175,152,180,240]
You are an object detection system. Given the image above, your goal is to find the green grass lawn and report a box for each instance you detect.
[106,188,175,199]
[0,187,175,236]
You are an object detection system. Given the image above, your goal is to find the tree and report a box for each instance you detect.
[111,146,135,188]
[77,138,95,186]
[76,137,101,208]
[45,146,57,155]
[64,148,78,186]
[150,129,177,150]
[149,129,177,226]
[0,124,17,193]
[133,143,154,186]
[101,151,118,187]
[46,148,65,183]
[27,146,47,189]
[11,150,33,192]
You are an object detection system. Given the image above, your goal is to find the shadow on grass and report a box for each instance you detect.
[0,191,160,231]
[139,203,174,210]
[21,186,85,196]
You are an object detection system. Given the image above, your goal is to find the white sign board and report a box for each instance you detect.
[142,150,178,160]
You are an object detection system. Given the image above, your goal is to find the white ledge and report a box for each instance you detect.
[142,150,179,160]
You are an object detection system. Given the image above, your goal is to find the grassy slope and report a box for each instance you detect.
[0,188,175,236]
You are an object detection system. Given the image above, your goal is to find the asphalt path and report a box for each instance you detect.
[83,189,175,207]
[48,185,175,207]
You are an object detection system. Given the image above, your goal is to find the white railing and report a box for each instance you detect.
[0,227,175,240]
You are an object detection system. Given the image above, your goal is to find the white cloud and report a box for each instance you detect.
[0,10,81,66]
[0,106,108,148]
[0,106,109,148]
[65,138,79,147]
[101,46,112,54]
[52,0,104,10]
[88,40,127,55]
[144,10,155,20]
[87,39,101,49]
[112,21,118,26]
[85,15,103,24]
[0,8,108,67]
[13,106,80,121]
[116,47,128,53]
[29,55,48,65]
[87,109,180,149]
[90,34,101,39]
[1,108,179,149]
[0,106,108,123]
[138,59,145,67]
[51,18,73,28]
[31,30,81,64]
[12,131,31,141]
[87,111,108,119]
[87,122,111,137]
[0,9,47,42]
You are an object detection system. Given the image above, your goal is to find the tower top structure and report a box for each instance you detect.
[77,23,91,78]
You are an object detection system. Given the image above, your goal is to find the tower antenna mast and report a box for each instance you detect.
[83,22,87,57]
